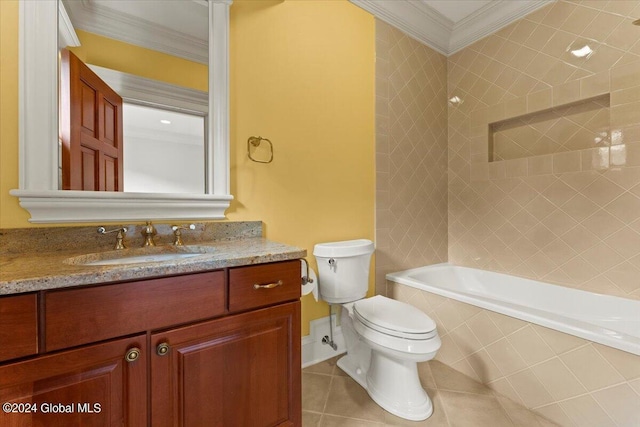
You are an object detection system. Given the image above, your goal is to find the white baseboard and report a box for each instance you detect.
[302,314,346,368]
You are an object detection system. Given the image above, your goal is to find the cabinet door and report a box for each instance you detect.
[0,293,37,362]
[152,301,301,427]
[0,335,146,427]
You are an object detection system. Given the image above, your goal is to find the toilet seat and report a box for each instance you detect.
[353,295,437,340]
[348,296,441,356]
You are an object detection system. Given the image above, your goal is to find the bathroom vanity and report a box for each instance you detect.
[0,222,304,427]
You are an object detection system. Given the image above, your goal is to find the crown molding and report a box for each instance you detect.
[88,65,208,115]
[58,1,80,49]
[350,0,553,56]
[449,0,553,54]
[62,0,208,64]
[351,0,452,55]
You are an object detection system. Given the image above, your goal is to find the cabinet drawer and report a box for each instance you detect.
[229,260,300,313]
[0,293,38,362]
[44,271,225,351]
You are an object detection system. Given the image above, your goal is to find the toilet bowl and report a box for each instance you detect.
[313,240,441,421]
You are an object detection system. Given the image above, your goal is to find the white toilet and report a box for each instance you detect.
[313,239,441,421]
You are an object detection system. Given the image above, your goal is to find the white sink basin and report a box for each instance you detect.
[84,252,206,266]
[65,246,215,266]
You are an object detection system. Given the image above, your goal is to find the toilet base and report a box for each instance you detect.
[337,353,368,388]
[337,352,434,421]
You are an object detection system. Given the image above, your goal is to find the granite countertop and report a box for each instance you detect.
[0,222,306,296]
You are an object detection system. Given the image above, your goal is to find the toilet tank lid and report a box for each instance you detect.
[313,239,374,258]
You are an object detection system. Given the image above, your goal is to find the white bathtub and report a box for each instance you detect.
[386,263,640,356]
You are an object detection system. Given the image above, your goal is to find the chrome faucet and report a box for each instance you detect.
[98,226,127,250]
[141,221,157,247]
[171,224,195,246]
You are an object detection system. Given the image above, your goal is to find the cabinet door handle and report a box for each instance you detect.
[125,347,141,363]
[156,342,170,356]
[253,280,283,290]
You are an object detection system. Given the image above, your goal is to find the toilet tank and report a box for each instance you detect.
[313,239,374,304]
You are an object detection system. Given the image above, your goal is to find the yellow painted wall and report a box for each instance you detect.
[226,0,375,334]
[68,30,207,91]
[0,0,376,335]
[0,1,26,227]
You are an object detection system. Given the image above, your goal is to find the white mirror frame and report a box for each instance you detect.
[10,0,233,223]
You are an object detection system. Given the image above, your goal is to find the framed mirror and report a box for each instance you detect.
[11,0,232,223]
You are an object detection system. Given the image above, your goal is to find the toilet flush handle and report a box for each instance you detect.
[328,258,337,271]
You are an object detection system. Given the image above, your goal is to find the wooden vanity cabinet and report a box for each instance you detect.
[151,301,301,427]
[0,293,38,362]
[152,260,302,427]
[0,259,301,427]
[0,335,147,427]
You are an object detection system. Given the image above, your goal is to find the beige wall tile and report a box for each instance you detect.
[466,311,502,346]
[530,358,587,401]
[611,101,640,128]
[436,333,465,365]
[532,325,587,355]
[561,345,625,391]
[505,158,528,177]
[611,61,640,91]
[611,85,640,106]
[375,21,448,290]
[505,95,527,117]
[445,0,640,307]
[507,325,555,365]
[592,384,640,427]
[486,338,528,376]
[528,155,553,175]
[580,71,610,99]
[527,88,553,112]
[593,343,640,381]
[560,395,615,426]
[381,2,640,422]
[465,349,504,383]
[581,147,610,170]
[449,324,484,357]
[508,369,555,408]
[553,151,581,173]
[553,80,581,106]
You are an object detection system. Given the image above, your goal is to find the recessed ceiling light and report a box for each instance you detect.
[570,45,593,58]
[160,119,171,124]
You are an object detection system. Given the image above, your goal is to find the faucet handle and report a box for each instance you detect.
[98,226,128,250]
[141,221,157,247]
[171,224,195,246]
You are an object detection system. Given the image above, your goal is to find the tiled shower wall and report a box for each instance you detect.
[376,1,640,426]
[374,21,448,294]
[448,0,640,300]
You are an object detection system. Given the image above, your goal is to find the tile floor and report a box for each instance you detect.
[302,356,560,427]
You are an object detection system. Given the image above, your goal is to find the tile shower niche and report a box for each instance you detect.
[489,95,611,162]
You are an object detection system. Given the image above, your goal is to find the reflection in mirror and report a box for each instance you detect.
[12,0,232,223]
[123,104,205,193]
[60,0,208,194]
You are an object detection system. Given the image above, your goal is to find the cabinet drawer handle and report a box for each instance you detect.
[156,342,170,356]
[125,347,141,363]
[253,280,283,290]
